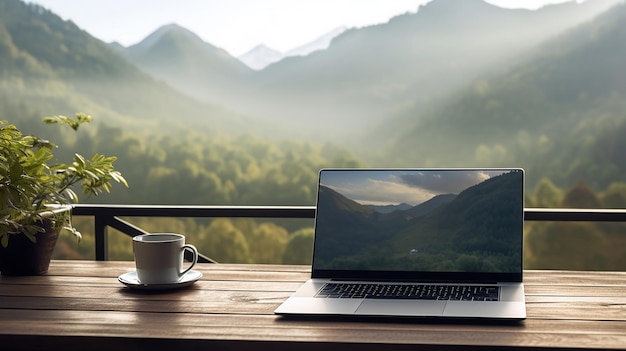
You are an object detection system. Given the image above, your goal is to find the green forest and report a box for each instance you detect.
[23,115,622,270]
[1,0,626,270]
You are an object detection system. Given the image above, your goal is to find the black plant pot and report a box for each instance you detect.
[0,220,59,276]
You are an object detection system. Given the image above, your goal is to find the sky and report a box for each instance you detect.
[28,0,579,57]
[320,170,506,206]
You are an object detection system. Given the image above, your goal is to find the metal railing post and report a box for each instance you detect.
[94,214,109,261]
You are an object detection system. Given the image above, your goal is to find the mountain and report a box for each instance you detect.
[318,185,375,219]
[405,194,457,218]
[4,0,626,195]
[365,193,456,215]
[0,0,136,80]
[365,202,412,214]
[237,26,347,71]
[108,41,125,52]
[243,0,620,134]
[315,185,457,264]
[380,171,523,272]
[381,1,626,189]
[284,26,347,58]
[122,23,254,105]
[118,0,618,139]
[0,0,252,136]
[237,44,283,70]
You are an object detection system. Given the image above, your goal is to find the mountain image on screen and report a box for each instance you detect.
[313,171,523,273]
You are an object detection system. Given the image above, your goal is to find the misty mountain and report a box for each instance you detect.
[111,0,618,140]
[243,0,619,134]
[4,0,626,194]
[237,26,347,71]
[0,0,254,136]
[238,44,283,70]
[0,0,135,79]
[381,2,626,189]
[283,26,347,58]
[122,23,254,105]
[108,41,125,52]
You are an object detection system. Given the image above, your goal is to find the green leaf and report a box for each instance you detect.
[74,153,87,168]
[92,168,106,177]
[63,226,82,242]
[24,233,37,244]
[64,189,78,203]
[43,115,79,130]
[43,113,92,131]
[110,171,129,187]
[84,169,99,180]
[75,113,92,123]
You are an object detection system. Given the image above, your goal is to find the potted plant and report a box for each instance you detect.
[0,113,128,275]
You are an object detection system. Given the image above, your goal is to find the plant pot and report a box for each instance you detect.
[0,219,60,276]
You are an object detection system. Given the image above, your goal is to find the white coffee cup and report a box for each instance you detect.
[132,233,198,285]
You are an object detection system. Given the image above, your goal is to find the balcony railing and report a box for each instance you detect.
[70,204,626,263]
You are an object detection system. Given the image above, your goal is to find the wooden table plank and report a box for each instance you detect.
[523,270,626,286]
[1,293,624,320]
[1,261,625,351]
[1,310,626,351]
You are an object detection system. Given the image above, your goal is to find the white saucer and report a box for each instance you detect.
[118,270,202,290]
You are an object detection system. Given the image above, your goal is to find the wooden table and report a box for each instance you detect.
[1,260,625,351]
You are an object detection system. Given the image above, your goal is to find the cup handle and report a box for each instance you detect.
[180,244,198,276]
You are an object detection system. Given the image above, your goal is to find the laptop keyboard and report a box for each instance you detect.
[315,283,500,301]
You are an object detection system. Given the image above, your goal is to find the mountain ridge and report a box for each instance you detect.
[121,23,253,104]
[0,0,260,136]
[235,0,620,134]
[237,26,347,70]
[104,0,619,138]
[379,1,626,189]
[237,44,283,70]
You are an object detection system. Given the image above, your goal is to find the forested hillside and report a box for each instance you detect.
[247,0,618,132]
[0,0,260,136]
[121,23,254,106]
[381,2,626,190]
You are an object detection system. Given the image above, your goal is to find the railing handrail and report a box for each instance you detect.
[69,204,626,262]
[71,204,317,218]
[524,207,626,222]
[72,204,626,221]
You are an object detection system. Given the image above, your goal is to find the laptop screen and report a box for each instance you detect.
[311,168,524,282]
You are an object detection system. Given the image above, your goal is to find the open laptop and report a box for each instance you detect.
[275,168,526,320]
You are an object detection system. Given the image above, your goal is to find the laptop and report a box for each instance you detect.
[275,168,526,320]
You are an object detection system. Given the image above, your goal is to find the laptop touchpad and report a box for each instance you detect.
[355,300,446,316]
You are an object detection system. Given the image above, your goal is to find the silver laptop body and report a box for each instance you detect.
[275,168,526,320]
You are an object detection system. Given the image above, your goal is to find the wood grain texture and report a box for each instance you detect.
[0,261,625,351]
